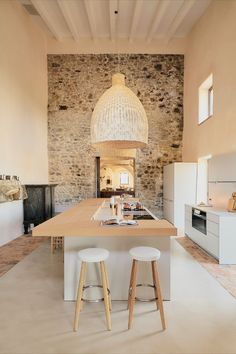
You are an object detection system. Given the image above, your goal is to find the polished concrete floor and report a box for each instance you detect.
[176,236,236,298]
[0,239,236,354]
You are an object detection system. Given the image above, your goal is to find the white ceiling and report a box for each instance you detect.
[19,0,211,42]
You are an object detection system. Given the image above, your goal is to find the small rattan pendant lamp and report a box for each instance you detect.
[91,73,148,149]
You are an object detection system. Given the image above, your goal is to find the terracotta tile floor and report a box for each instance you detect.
[0,235,49,277]
[176,236,236,299]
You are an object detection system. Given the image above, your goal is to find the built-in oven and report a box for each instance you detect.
[192,208,207,235]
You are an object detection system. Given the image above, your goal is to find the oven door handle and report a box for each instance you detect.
[193,214,206,220]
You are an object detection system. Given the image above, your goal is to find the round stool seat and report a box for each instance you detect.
[129,246,161,262]
[78,248,109,263]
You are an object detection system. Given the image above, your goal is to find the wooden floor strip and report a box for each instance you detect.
[176,236,236,299]
[0,235,49,277]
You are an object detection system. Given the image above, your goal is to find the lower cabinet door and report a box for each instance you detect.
[185,220,192,236]
[207,220,219,237]
[195,230,207,249]
[163,199,174,224]
[187,226,207,249]
[206,232,219,259]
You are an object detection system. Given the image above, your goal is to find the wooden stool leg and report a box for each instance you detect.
[51,237,54,254]
[103,262,112,311]
[100,261,112,331]
[127,260,135,310]
[74,262,87,331]
[82,263,87,311]
[152,260,166,330]
[128,260,138,330]
[151,261,159,311]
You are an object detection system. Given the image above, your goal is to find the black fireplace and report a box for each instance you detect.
[23,184,57,234]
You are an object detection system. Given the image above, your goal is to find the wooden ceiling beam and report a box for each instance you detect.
[57,0,79,41]
[31,0,61,40]
[166,0,196,41]
[83,0,97,40]
[109,0,118,41]
[146,0,169,42]
[129,0,143,42]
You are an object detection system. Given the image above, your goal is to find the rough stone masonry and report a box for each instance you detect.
[48,54,184,217]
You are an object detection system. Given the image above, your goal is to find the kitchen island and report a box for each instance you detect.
[33,199,177,300]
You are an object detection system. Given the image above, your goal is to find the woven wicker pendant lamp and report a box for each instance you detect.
[96,146,136,158]
[91,73,148,149]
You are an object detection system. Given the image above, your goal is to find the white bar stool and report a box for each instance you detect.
[127,246,166,330]
[74,248,112,331]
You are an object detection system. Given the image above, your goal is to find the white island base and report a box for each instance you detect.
[64,236,171,301]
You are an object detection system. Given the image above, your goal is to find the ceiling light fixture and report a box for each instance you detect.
[91,73,148,149]
[96,145,136,158]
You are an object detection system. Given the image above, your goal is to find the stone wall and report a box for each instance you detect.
[48,54,184,216]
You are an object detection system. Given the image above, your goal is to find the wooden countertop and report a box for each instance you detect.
[32,198,177,237]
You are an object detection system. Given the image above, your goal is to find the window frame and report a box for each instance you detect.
[198,74,213,125]
[208,85,213,118]
[120,172,129,185]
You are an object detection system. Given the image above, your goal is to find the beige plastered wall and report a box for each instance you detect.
[0,1,48,245]
[183,0,236,161]
[0,0,48,183]
[47,37,186,55]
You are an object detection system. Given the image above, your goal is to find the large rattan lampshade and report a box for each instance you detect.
[96,146,136,158]
[91,73,148,149]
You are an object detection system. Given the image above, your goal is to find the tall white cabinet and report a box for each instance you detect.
[163,163,197,233]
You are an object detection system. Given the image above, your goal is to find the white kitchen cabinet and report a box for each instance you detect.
[206,232,219,259]
[185,204,236,264]
[163,163,197,234]
[0,200,23,247]
[208,152,236,182]
[163,199,174,224]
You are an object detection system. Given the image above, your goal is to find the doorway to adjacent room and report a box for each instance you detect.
[96,157,135,198]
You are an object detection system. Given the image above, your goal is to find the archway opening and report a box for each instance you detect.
[99,157,135,198]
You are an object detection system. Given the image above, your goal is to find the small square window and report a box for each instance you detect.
[120,172,129,185]
[208,86,213,117]
[198,74,213,124]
